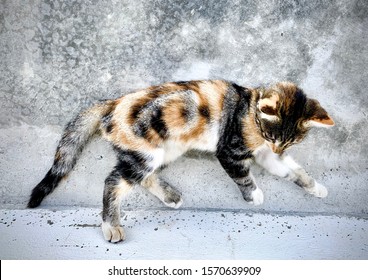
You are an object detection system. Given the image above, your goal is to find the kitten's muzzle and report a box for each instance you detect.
[268,142,284,155]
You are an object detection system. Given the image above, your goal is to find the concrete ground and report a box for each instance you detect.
[0,125,367,259]
[1,208,367,260]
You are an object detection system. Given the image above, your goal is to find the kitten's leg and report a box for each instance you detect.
[141,173,183,209]
[217,157,264,205]
[102,167,133,243]
[254,144,327,198]
[233,170,264,205]
[281,155,328,197]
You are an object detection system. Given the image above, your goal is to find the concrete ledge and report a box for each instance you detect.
[1,208,367,260]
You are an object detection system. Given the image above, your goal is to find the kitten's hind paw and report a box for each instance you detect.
[163,185,183,209]
[102,222,125,243]
[306,182,328,198]
[248,188,264,206]
[164,193,183,209]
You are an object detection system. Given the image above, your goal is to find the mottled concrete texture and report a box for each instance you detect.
[0,0,367,259]
[1,209,367,259]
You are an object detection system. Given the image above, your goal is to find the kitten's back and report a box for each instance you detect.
[101,80,230,153]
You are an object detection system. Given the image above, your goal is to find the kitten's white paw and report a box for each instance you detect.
[306,182,328,198]
[165,197,183,209]
[248,188,264,206]
[102,222,125,243]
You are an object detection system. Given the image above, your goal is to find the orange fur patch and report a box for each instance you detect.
[243,89,265,151]
[197,80,227,120]
[259,93,279,110]
[180,116,207,142]
[162,98,187,130]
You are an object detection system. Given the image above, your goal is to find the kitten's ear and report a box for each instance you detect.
[305,99,335,128]
[257,93,279,120]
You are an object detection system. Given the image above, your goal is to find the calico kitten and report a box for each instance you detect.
[28,80,334,243]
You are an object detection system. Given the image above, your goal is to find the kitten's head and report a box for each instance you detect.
[256,82,334,154]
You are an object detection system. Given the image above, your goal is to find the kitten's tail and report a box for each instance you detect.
[27,100,115,208]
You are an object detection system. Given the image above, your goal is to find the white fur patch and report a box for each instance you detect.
[282,155,301,171]
[254,143,290,177]
[259,112,279,122]
[147,148,165,169]
[150,121,220,166]
[163,140,187,163]
[190,122,220,152]
[101,222,125,243]
[249,188,264,206]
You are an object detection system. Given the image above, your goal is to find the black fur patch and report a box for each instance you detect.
[114,148,152,184]
[129,92,160,122]
[199,105,211,122]
[216,83,252,160]
[28,169,63,208]
[134,121,149,138]
[151,108,168,139]
[101,112,114,133]
[176,81,195,86]
[215,83,255,192]
[231,83,249,97]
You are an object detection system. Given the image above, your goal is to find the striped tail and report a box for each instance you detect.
[28,100,114,208]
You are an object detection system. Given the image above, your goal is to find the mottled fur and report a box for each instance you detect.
[28,80,334,243]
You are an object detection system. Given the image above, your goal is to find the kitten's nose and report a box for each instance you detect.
[270,143,283,155]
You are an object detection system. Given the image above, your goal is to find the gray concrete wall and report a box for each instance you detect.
[1,0,367,216]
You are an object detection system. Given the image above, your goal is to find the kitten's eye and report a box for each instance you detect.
[264,132,275,142]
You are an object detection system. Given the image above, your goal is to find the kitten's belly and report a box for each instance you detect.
[144,141,186,170]
[163,140,189,163]
[189,122,220,152]
[163,122,220,164]
[145,122,220,172]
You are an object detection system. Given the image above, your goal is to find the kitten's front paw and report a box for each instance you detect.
[102,222,125,243]
[306,182,328,198]
[248,188,264,206]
